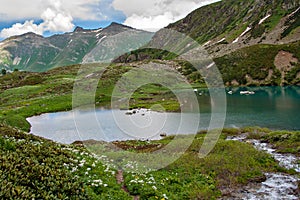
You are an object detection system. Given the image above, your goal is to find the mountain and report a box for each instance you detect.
[167,0,300,86]
[115,0,300,86]
[0,23,154,72]
[166,0,300,57]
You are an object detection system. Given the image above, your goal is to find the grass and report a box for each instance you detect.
[214,41,300,86]
[83,130,286,199]
[114,42,300,87]
[223,127,300,157]
[0,124,132,199]
[259,131,300,156]
[0,125,285,199]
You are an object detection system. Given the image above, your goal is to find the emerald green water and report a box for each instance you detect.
[223,86,300,130]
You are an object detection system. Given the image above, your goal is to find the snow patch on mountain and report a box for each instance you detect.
[97,36,107,45]
[232,27,252,44]
[259,14,271,25]
[217,38,226,43]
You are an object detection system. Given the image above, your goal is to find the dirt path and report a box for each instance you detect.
[116,170,140,200]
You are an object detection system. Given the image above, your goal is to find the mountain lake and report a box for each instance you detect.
[27,86,300,144]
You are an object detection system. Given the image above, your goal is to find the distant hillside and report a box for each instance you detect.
[0,23,154,72]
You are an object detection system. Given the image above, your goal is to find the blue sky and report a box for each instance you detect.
[0,0,219,40]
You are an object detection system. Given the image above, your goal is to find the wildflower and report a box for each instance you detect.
[94,180,102,183]
[71,167,78,172]
[78,163,84,167]
[163,194,168,199]
[152,186,157,190]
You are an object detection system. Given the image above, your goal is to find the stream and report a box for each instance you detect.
[225,134,299,200]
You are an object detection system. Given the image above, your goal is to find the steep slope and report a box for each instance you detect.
[0,23,154,72]
[115,0,300,86]
[166,0,300,57]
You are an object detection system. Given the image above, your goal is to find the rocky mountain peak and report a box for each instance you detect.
[73,26,85,32]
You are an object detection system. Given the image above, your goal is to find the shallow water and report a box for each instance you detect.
[226,135,299,200]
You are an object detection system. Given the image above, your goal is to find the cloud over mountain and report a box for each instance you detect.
[112,0,220,31]
[0,0,219,38]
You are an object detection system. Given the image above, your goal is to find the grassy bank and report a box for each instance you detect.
[1,124,297,199]
[0,63,187,131]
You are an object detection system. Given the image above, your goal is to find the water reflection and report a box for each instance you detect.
[27,86,300,144]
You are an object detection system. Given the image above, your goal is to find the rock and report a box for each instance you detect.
[160,133,167,137]
[126,54,137,63]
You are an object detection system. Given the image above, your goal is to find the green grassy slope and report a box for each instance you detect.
[1,123,297,199]
[167,0,300,44]
[215,41,300,86]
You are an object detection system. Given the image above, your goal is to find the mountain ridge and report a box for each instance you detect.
[0,22,154,72]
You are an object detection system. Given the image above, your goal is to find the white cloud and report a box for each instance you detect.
[112,0,220,31]
[40,3,74,32]
[0,0,101,21]
[124,13,175,32]
[0,0,220,38]
[0,20,43,38]
[0,0,75,38]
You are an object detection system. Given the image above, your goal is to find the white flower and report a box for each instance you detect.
[152,186,157,190]
[87,168,91,171]
[163,194,168,199]
[71,167,78,172]
[94,180,102,183]
[78,163,84,167]
[103,184,108,187]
